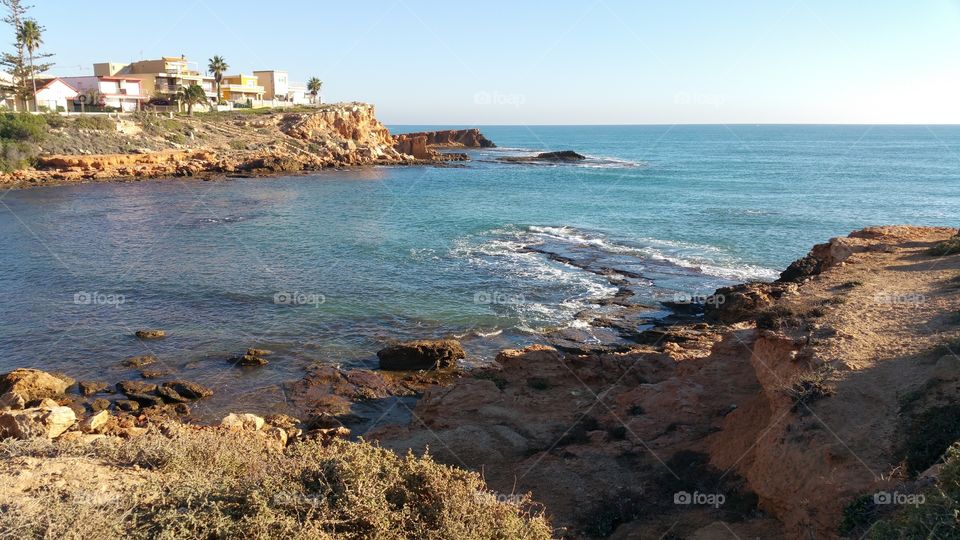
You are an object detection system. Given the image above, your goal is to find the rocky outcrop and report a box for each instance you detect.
[0,368,74,409]
[499,150,586,163]
[393,128,495,150]
[377,339,465,371]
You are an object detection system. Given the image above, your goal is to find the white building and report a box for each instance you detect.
[60,76,148,112]
[254,70,310,104]
[34,78,79,112]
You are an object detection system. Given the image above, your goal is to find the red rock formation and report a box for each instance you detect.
[393,128,495,154]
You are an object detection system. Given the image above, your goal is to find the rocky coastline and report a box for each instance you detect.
[0,104,490,189]
[2,226,959,538]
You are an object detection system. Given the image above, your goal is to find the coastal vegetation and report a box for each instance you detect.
[0,427,552,539]
[208,55,229,103]
[0,0,52,111]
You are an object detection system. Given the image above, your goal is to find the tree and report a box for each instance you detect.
[17,18,41,107]
[307,77,322,104]
[173,84,207,115]
[0,1,51,111]
[207,55,228,103]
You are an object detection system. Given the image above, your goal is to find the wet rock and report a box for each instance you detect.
[90,398,111,412]
[134,329,166,339]
[122,355,157,368]
[114,400,140,412]
[222,413,265,431]
[0,368,75,408]
[162,380,213,400]
[126,393,164,408]
[139,369,169,379]
[0,405,76,439]
[78,380,109,396]
[116,380,157,396]
[377,339,465,371]
[246,348,273,357]
[156,386,189,404]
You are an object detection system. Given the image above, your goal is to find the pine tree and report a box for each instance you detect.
[0,0,52,111]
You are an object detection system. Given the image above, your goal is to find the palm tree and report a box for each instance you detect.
[207,55,228,103]
[307,77,322,104]
[17,19,43,110]
[173,84,208,115]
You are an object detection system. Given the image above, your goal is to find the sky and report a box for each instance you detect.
[23,0,960,125]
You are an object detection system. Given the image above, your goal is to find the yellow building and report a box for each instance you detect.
[94,56,216,103]
[221,74,265,103]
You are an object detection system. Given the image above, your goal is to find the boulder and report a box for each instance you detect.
[114,400,140,412]
[377,339,465,371]
[221,413,265,431]
[0,406,76,439]
[116,380,157,396]
[79,410,110,433]
[161,381,213,400]
[139,369,169,379]
[134,329,166,339]
[0,369,74,408]
[78,380,109,396]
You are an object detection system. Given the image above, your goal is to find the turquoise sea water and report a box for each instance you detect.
[0,125,957,415]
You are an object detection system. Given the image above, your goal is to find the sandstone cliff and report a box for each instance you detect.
[0,103,452,187]
[392,128,495,159]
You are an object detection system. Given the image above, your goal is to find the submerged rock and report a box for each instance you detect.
[78,380,109,396]
[122,355,157,368]
[134,329,167,340]
[498,150,586,163]
[161,380,213,400]
[377,339,465,371]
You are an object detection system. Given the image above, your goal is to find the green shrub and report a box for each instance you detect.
[0,112,47,141]
[165,132,186,144]
[71,115,115,131]
[904,405,960,475]
[228,139,248,150]
[850,444,960,538]
[42,113,67,128]
[0,140,39,171]
[0,426,553,539]
[930,237,960,256]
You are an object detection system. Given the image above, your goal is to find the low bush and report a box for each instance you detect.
[71,115,115,131]
[930,237,960,256]
[0,426,553,539]
[0,112,47,142]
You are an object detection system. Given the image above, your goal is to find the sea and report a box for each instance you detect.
[0,125,957,417]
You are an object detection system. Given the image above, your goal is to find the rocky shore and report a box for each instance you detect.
[2,226,959,539]
[0,104,489,188]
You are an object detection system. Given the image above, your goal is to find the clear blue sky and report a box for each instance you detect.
[27,0,960,124]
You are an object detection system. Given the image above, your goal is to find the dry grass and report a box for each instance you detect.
[0,426,553,540]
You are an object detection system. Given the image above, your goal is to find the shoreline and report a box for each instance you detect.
[0,103,486,190]
[3,226,958,538]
